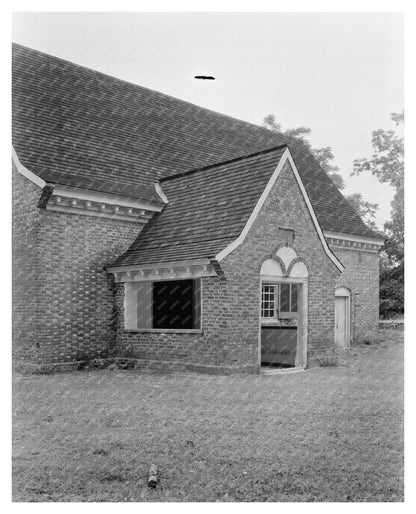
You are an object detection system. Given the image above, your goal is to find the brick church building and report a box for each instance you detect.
[12,44,384,373]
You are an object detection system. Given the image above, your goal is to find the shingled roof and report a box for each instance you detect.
[12,43,378,239]
[111,146,288,266]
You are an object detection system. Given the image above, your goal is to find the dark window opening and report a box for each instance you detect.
[152,280,200,329]
[279,283,298,319]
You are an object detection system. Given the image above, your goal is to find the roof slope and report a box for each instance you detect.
[111,146,287,266]
[12,43,377,238]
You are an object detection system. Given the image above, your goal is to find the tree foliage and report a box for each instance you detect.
[353,111,404,318]
[263,111,404,318]
[345,193,379,232]
[262,114,378,227]
[353,112,404,190]
[262,114,345,190]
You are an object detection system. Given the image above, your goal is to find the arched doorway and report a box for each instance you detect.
[260,248,308,369]
[335,287,351,348]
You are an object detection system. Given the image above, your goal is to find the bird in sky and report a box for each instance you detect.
[194,75,215,80]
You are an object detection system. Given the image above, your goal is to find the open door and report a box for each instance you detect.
[260,281,307,368]
[260,254,308,370]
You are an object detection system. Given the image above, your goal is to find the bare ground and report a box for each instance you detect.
[12,329,404,502]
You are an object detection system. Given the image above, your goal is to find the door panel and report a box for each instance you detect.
[261,327,297,366]
[335,296,349,347]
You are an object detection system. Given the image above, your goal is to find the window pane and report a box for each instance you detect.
[152,280,194,329]
[261,284,276,318]
[291,284,298,312]
[280,284,290,312]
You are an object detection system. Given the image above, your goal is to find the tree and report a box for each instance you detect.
[262,114,378,225]
[263,114,346,190]
[352,111,404,190]
[352,111,404,318]
[345,193,379,232]
[262,111,404,318]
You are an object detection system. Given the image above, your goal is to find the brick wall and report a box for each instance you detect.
[13,158,379,372]
[115,161,341,371]
[12,166,142,368]
[12,163,42,364]
[330,245,380,340]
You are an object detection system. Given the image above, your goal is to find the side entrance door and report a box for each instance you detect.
[335,292,350,348]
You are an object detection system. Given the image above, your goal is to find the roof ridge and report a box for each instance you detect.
[13,43,379,240]
[159,144,288,183]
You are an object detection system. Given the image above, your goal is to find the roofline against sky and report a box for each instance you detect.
[215,148,345,273]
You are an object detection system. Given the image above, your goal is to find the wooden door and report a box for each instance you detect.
[335,296,349,347]
[261,327,297,366]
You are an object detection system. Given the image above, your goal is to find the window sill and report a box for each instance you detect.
[261,320,297,327]
[124,328,203,334]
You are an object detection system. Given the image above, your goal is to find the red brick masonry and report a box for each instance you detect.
[12,161,379,373]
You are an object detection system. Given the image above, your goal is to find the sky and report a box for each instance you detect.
[12,11,404,228]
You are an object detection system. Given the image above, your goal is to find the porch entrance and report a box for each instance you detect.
[259,251,308,370]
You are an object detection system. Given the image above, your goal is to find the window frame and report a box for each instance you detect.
[124,278,202,332]
[278,283,298,319]
[261,282,298,321]
[261,284,278,319]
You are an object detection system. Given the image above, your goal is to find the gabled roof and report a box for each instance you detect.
[111,146,287,266]
[12,43,378,238]
[111,146,344,272]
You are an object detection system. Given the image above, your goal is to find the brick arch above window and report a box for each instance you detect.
[275,246,298,270]
[335,286,351,297]
[260,258,284,277]
[258,243,310,278]
[288,261,309,279]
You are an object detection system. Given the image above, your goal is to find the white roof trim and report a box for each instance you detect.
[285,152,344,272]
[215,148,290,262]
[12,146,163,211]
[108,258,216,282]
[215,148,345,272]
[12,145,46,188]
[107,258,212,274]
[53,184,163,211]
[324,230,384,246]
[155,182,169,204]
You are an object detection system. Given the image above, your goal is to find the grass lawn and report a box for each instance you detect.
[12,329,404,502]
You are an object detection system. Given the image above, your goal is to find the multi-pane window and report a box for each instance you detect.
[261,283,298,320]
[261,284,277,318]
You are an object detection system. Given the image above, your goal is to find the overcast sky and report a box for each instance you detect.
[12,12,404,228]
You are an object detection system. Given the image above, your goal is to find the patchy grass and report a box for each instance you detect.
[12,330,403,502]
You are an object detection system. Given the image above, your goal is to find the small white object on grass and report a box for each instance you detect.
[148,464,158,488]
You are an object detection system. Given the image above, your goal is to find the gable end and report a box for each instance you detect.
[215,148,345,272]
